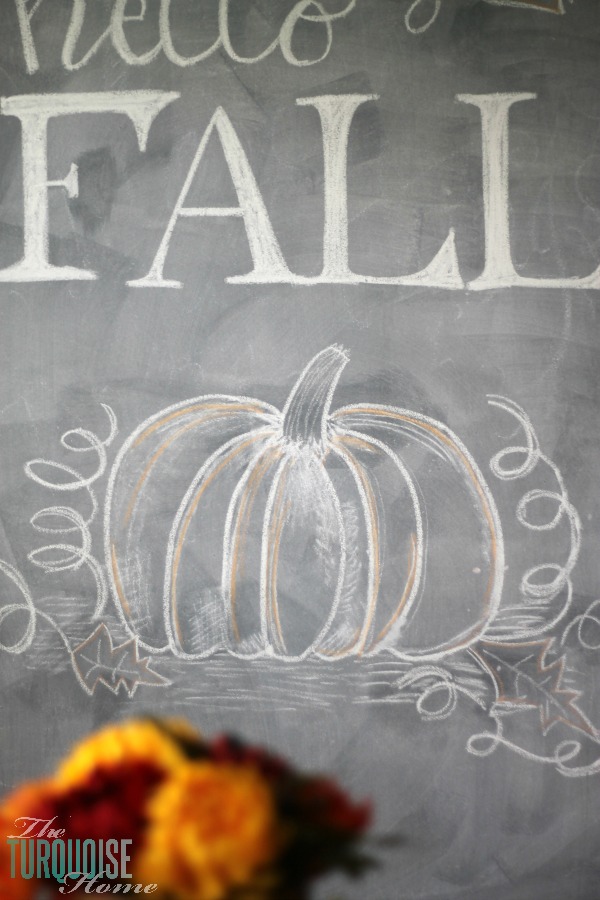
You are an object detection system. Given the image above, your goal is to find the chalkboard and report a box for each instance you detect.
[1,1,600,897]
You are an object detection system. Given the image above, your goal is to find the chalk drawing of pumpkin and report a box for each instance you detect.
[106,346,504,661]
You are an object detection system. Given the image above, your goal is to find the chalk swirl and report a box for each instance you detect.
[487,395,581,638]
[0,557,74,664]
[562,598,600,652]
[395,664,487,720]
[24,404,117,619]
[0,405,118,657]
[0,560,37,654]
[467,717,600,778]
[0,405,119,683]
[404,0,442,33]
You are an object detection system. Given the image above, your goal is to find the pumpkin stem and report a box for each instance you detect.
[282,345,349,446]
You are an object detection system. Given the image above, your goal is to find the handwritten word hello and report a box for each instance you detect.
[14,0,357,75]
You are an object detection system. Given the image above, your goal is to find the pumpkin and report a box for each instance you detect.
[106,346,503,661]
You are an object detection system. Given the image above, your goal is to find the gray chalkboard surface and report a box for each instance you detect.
[1,0,600,897]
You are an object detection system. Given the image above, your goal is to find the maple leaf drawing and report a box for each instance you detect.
[471,639,597,739]
[485,0,567,14]
[72,624,170,698]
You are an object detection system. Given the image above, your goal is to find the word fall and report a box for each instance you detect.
[0,90,598,292]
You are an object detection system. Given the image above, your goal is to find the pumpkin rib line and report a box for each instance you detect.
[334,406,504,649]
[123,409,268,528]
[337,429,425,654]
[165,429,275,655]
[260,456,292,656]
[373,533,419,650]
[328,442,380,658]
[131,398,278,449]
[223,443,284,647]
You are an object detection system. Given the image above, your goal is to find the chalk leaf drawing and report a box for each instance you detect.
[472,639,595,738]
[404,0,571,35]
[484,0,568,12]
[107,346,503,662]
[72,624,169,698]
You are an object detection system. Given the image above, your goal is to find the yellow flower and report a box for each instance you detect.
[135,762,280,900]
[54,718,197,790]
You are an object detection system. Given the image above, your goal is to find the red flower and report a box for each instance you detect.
[208,736,291,782]
[295,777,371,835]
[38,760,165,848]
[205,735,373,892]
[0,721,375,899]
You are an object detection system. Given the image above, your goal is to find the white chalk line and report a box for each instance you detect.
[487,395,581,640]
[25,403,117,620]
[0,404,167,696]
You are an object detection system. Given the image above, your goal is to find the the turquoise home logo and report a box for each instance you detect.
[6,816,158,894]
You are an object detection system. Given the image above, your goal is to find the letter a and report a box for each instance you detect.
[130,107,294,287]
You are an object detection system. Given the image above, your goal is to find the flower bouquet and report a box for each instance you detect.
[0,719,373,899]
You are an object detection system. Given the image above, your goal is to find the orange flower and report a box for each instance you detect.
[135,762,281,900]
[54,719,196,790]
